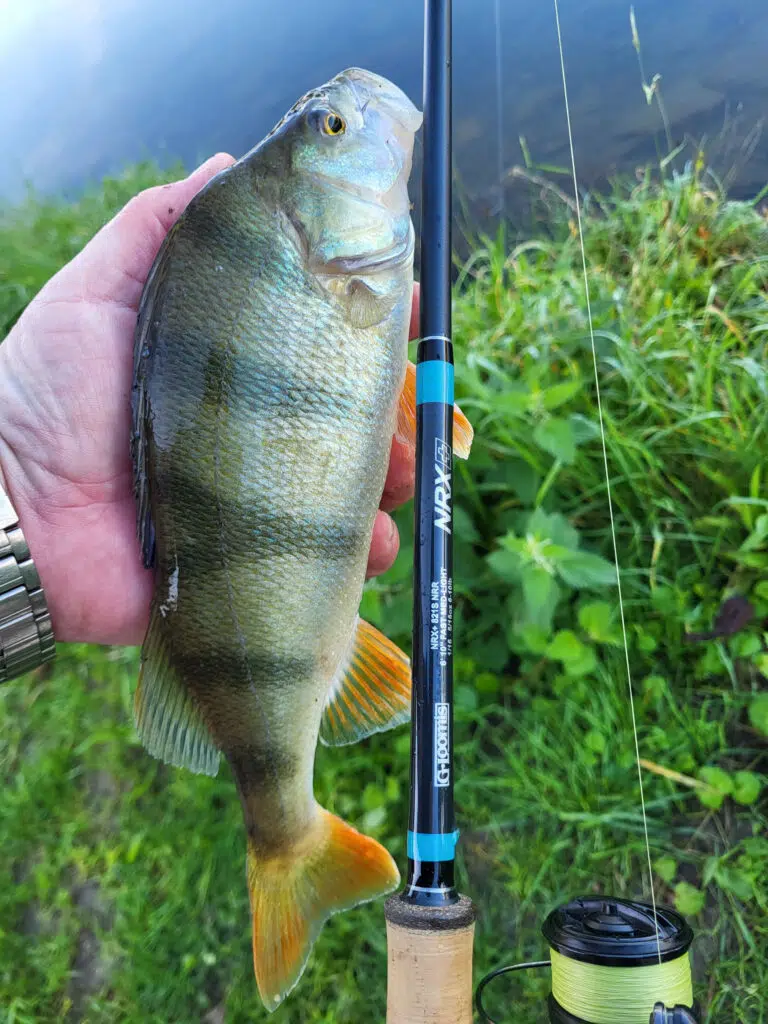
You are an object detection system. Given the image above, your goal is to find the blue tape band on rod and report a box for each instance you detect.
[407,830,460,861]
[416,360,454,405]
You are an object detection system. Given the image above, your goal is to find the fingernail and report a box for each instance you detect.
[387,514,398,542]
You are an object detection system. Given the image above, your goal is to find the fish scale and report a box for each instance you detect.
[131,67,472,1011]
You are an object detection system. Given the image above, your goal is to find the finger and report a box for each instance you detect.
[380,434,415,512]
[380,284,420,511]
[52,153,237,312]
[366,510,400,578]
[409,281,420,340]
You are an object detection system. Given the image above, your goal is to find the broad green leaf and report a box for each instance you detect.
[732,633,762,658]
[526,509,579,551]
[697,788,724,810]
[522,565,557,620]
[699,766,733,794]
[655,856,678,884]
[564,646,598,677]
[674,881,706,916]
[496,387,532,415]
[533,416,577,464]
[362,783,386,810]
[642,675,668,701]
[698,766,732,809]
[475,672,500,694]
[732,771,763,806]
[749,694,768,736]
[651,586,679,615]
[743,837,768,858]
[499,533,529,554]
[487,548,524,581]
[556,550,618,589]
[694,643,723,681]
[546,630,586,664]
[584,728,606,753]
[635,627,658,653]
[453,505,481,543]
[502,459,540,505]
[578,601,620,644]
[542,379,582,410]
[714,866,753,901]
[456,685,478,713]
[518,624,550,654]
[569,414,600,443]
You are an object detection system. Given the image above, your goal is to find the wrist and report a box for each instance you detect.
[0,450,56,681]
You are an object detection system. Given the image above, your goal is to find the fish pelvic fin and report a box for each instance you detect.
[396,360,474,459]
[247,808,399,1011]
[320,617,411,747]
[134,608,221,776]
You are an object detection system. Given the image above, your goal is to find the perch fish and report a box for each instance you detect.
[131,67,472,1010]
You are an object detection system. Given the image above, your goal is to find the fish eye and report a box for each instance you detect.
[323,112,346,136]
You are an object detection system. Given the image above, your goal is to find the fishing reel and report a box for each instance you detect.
[475,896,699,1024]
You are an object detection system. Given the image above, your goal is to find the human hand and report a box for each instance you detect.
[0,156,417,648]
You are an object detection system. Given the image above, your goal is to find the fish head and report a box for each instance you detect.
[260,68,422,274]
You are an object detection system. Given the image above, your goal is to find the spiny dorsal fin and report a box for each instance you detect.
[395,361,474,459]
[320,617,411,747]
[134,609,220,776]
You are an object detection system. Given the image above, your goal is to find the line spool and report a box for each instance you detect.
[475,896,698,1024]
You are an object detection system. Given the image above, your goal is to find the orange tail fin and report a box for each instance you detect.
[247,808,399,1011]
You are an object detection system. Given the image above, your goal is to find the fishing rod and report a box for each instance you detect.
[384,2,704,1022]
[384,0,476,1021]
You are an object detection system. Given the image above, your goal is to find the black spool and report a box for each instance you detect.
[542,896,696,1024]
[650,1004,699,1024]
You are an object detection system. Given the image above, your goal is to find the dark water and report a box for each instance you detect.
[1,0,767,213]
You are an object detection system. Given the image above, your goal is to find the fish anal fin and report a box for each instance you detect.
[134,610,220,776]
[247,808,399,1011]
[320,618,411,747]
[395,360,474,459]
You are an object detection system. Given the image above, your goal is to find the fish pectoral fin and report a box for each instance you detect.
[319,617,411,747]
[134,610,221,777]
[395,360,474,459]
[247,807,399,1011]
[324,275,398,329]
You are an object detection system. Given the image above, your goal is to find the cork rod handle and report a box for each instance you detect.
[384,895,476,1024]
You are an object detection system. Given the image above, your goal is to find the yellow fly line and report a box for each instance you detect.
[550,949,694,1024]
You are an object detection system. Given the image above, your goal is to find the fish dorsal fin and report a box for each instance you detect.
[320,618,411,746]
[396,361,474,459]
[134,609,221,776]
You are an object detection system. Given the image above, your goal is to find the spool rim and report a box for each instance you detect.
[542,895,693,967]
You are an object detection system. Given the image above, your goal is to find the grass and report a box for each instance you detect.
[1,159,767,1023]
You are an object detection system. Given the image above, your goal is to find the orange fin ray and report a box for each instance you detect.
[320,617,411,747]
[248,808,399,1011]
[395,360,474,459]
